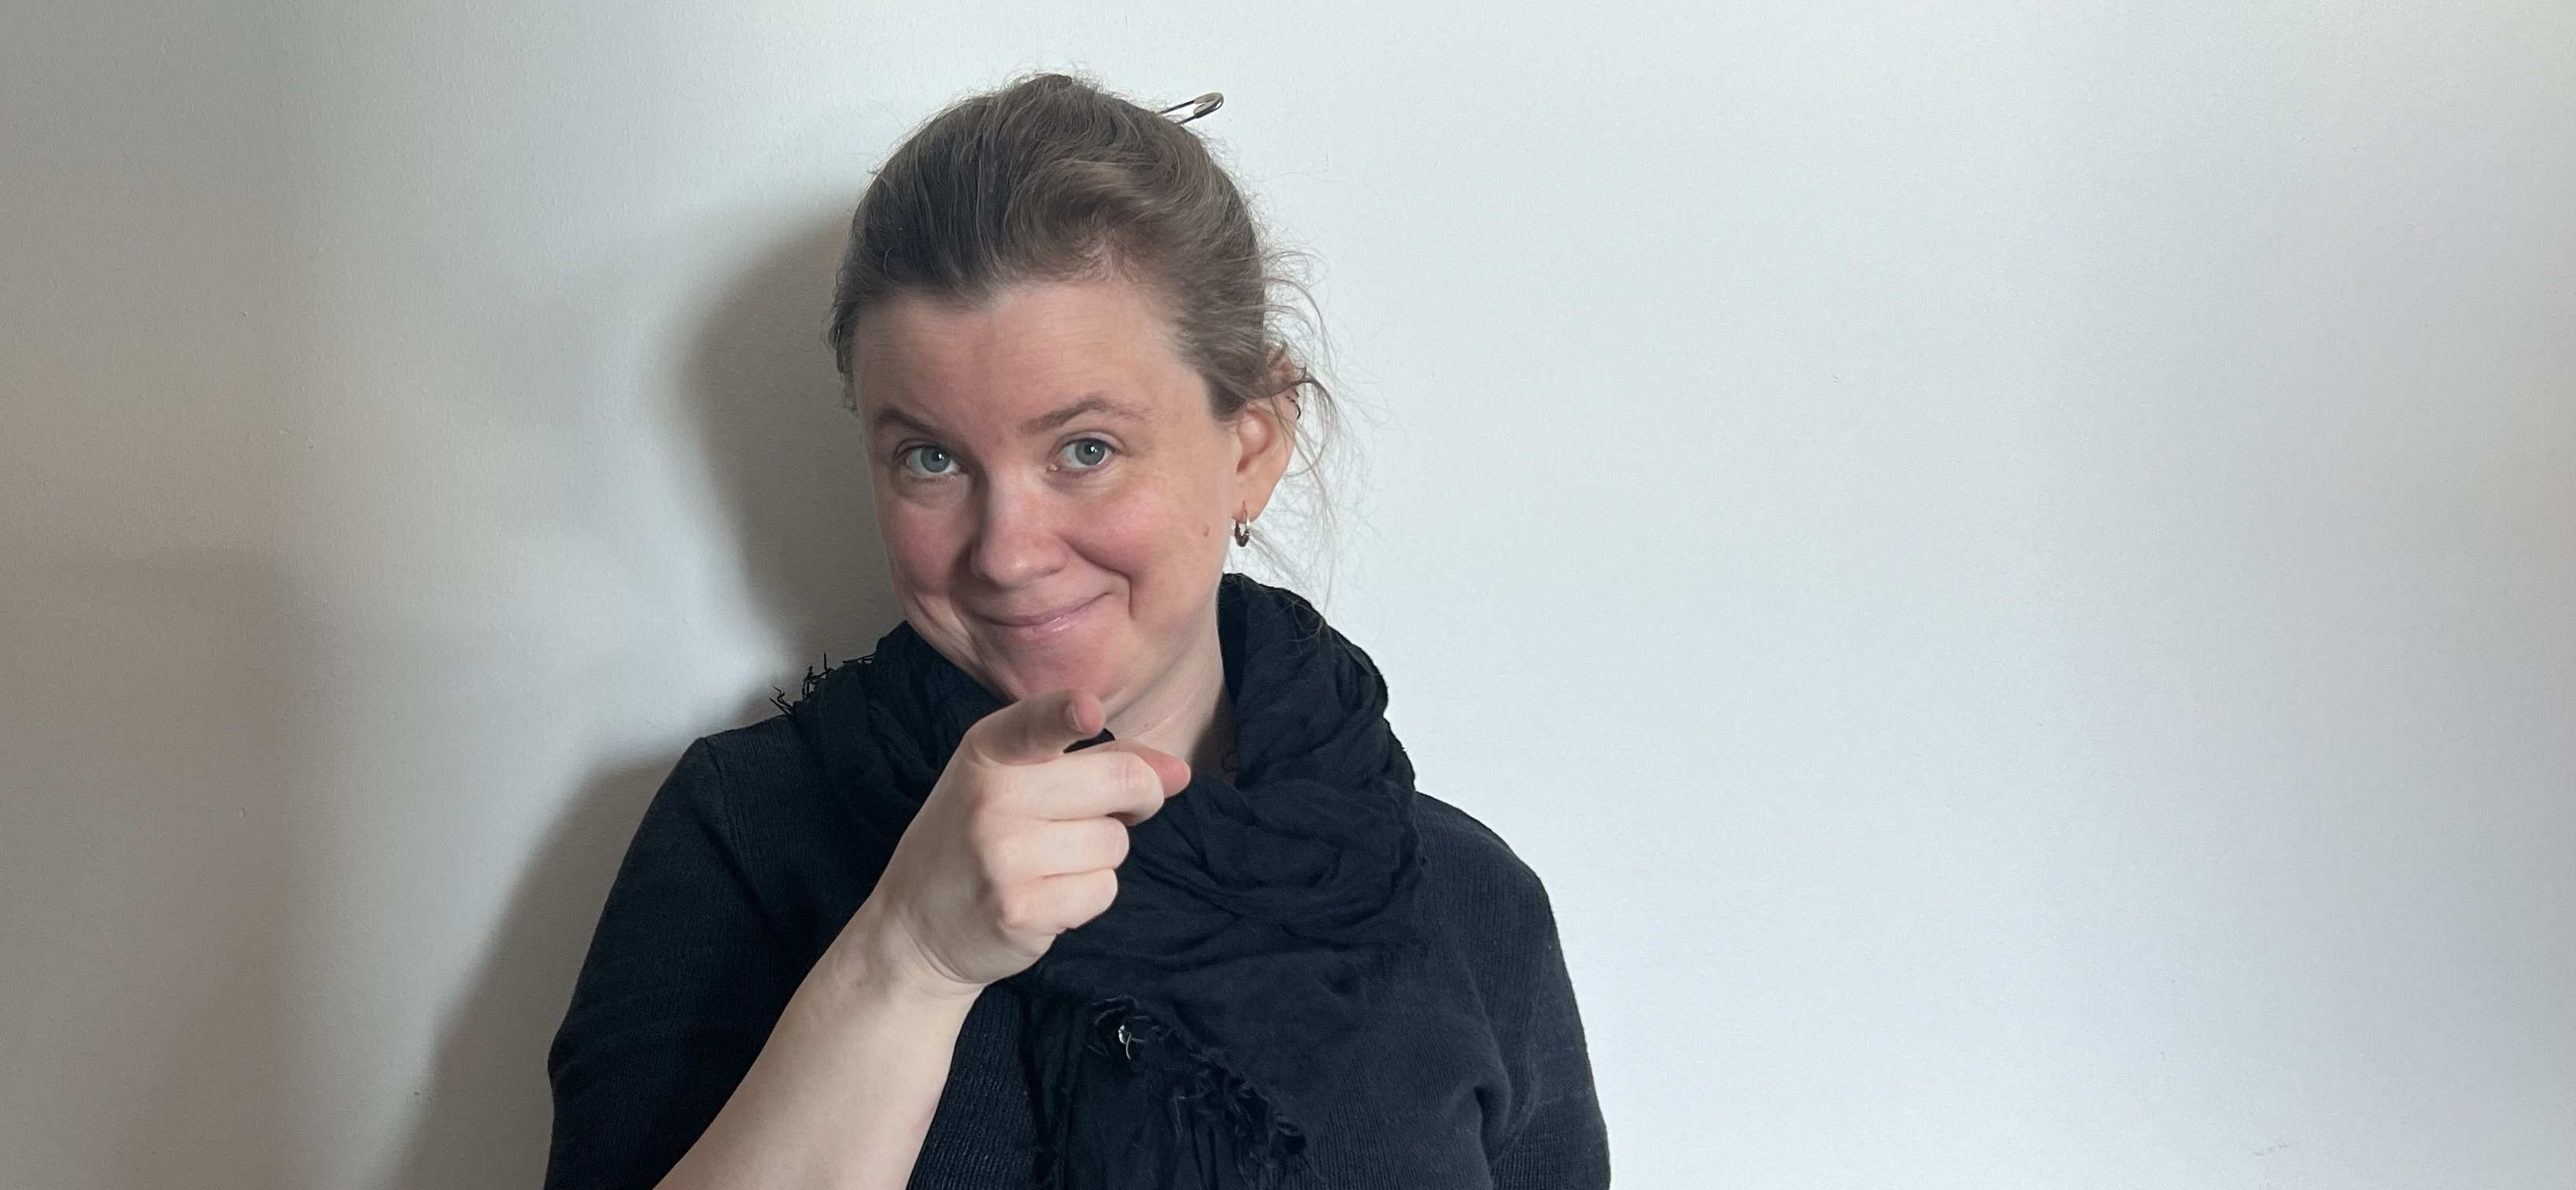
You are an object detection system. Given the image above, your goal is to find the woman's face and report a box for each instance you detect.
[849,275,1290,718]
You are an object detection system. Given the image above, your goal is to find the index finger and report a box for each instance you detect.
[961,689,1104,767]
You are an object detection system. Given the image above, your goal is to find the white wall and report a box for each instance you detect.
[5,2,2570,1187]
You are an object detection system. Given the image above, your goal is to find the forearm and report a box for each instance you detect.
[654,908,978,1190]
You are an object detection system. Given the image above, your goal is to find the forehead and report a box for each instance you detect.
[850,276,1198,428]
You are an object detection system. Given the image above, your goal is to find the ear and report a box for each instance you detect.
[1227,353,1302,521]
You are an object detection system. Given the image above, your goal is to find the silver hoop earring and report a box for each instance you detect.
[1232,518,1253,547]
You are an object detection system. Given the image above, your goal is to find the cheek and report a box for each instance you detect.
[1073,469,1229,601]
[874,482,965,596]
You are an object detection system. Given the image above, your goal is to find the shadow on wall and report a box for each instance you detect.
[1,1,309,1182]
[680,213,903,670]
[388,211,896,1190]
[0,554,302,1190]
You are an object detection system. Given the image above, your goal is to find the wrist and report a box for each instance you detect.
[828,899,988,1009]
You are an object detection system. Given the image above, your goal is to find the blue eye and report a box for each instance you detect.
[901,445,958,476]
[1059,438,1113,470]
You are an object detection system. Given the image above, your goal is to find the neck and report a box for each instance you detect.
[1106,609,1233,778]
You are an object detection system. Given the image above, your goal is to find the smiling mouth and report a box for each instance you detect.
[974,593,1108,637]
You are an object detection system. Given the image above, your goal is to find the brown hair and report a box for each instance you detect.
[826,72,1332,450]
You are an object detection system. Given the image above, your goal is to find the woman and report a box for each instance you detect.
[545,73,1610,1190]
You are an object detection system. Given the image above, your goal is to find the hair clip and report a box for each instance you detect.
[1159,92,1224,124]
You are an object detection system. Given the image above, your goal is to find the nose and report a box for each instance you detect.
[968,476,1067,589]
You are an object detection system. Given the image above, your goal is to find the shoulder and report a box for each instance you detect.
[612,713,835,895]
[1406,793,1565,971]
[628,711,829,860]
[651,714,837,836]
[691,712,829,789]
[1412,792,1552,906]
[680,715,829,798]
[624,714,871,954]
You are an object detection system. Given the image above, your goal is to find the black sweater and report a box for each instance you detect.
[544,713,1612,1189]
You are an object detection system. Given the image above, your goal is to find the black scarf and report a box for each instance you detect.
[780,573,1423,1189]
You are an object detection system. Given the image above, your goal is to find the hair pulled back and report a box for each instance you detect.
[826,72,1329,447]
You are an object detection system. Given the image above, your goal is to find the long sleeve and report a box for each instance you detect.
[1423,795,1613,1189]
[542,738,805,1190]
[1486,902,1612,1188]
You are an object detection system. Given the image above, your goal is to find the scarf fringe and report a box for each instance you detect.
[1037,996,1303,1190]
[1096,997,1306,1162]
[772,652,861,719]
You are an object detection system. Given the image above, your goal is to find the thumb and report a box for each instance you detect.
[963,689,1103,767]
[1088,741,1191,826]
[1091,741,1191,800]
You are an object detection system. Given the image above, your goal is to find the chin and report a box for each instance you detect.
[968,628,1132,705]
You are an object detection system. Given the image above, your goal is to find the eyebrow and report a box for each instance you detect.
[869,393,1151,440]
[1021,394,1148,434]
[869,404,941,437]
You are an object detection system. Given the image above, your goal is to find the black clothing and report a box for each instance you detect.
[545,578,1611,1189]
[778,575,1428,1189]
